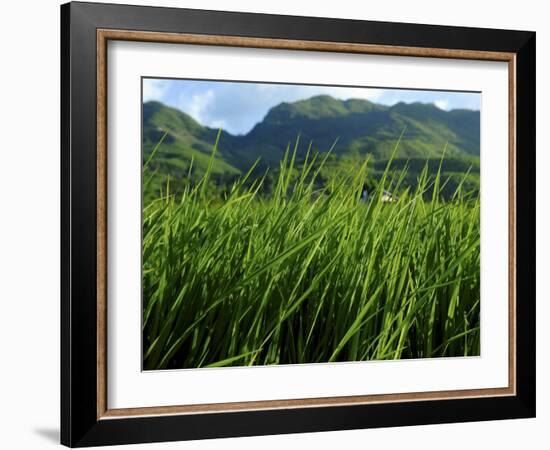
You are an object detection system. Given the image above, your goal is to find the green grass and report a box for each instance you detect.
[142,135,480,370]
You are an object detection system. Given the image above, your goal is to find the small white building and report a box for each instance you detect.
[361,189,397,203]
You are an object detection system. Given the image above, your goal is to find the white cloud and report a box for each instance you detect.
[183,89,216,124]
[435,100,450,110]
[210,119,228,130]
[143,79,170,102]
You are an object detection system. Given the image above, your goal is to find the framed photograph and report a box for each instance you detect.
[61,1,536,447]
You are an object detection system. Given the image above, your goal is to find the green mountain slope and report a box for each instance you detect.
[142,96,480,199]
[143,101,241,175]
[238,96,479,167]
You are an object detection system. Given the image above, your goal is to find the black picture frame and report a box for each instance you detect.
[61,1,536,447]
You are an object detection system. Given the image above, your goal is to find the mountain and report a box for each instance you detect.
[240,96,479,165]
[142,96,480,197]
[143,100,240,176]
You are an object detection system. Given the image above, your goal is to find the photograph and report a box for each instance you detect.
[56,2,536,446]
[141,78,482,371]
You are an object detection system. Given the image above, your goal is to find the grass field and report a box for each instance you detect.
[142,134,480,370]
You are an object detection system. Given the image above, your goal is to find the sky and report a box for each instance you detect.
[143,78,480,136]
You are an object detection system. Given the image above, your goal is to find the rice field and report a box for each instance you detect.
[142,135,480,370]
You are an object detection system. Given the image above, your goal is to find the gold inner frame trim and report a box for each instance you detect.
[96,28,517,420]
